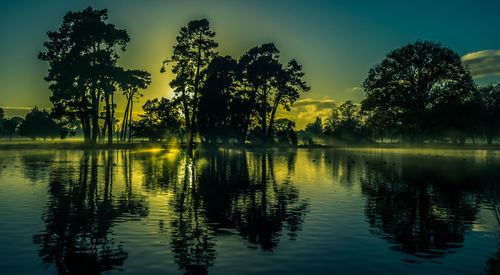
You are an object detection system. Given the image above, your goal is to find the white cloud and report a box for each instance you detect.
[462,50,500,78]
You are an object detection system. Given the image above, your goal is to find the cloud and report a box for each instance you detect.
[462,50,500,78]
[0,106,36,118]
[276,98,339,130]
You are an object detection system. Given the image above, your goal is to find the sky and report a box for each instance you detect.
[1,0,499,129]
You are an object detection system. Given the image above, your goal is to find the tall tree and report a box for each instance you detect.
[240,43,309,142]
[362,41,475,143]
[267,59,310,138]
[476,85,500,145]
[239,43,282,141]
[39,7,130,144]
[197,56,242,144]
[118,69,151,142]
[162,18,218,146]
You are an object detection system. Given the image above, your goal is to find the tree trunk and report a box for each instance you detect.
[260,85,268,141]
[91,90,100,144]
[105,93,112,145]
[121,97,130,141]
[267,96,281,140]
[81,113,91,143]
[128,100,133,143]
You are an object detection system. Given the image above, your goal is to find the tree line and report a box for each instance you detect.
[36,7,310,146]
[302,41,500,145]
[5,7,495,145]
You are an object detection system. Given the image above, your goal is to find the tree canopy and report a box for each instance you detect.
[362,41,475,143]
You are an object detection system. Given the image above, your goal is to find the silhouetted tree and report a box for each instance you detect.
[197,56,242,144]
[19,107,60,140]
[324,101,367,143]
[239,43,282,141]
[305,117,323,144]
[267,60,310,139]
[273,118,297,145]
[239,43,309,142]
[1,118,21,139]
[118,69,152,142]
[39,7,131,144]
[476,85,500,145]
[162,18,218,146]
[362,41,475,143]
[132,97,182,141]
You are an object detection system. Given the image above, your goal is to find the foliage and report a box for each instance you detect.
[39,7,147,144]
[324,101,368,143]
[304,117,323,144]
[361,41,475,143]
[19,107,61,140]
[162,18,218,145]
[132,98,182,141]
[273,118,297,145]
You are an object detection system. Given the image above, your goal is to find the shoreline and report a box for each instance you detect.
[1,140,500,151]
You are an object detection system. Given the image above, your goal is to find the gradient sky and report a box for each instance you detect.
[1,0,500,128]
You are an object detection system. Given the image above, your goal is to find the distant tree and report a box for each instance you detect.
[0,107,4,135]
[273,118,297,145]
[162,18,218,146]
[476,85,500,145]
[362,41,475,143]
[133,98,182,141]
[118,69,152,142]
[324,101,366,143]
[19,107,60,140]
[39,7,131,144]
[304,117,323,144]
[239,43,309,142]
[2,118,21,139]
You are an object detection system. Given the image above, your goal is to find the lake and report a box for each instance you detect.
[1,147,500,274]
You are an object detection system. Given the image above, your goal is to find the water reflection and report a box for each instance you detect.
[30,149,309,274]
[351,151,500,260]
[33,151,148,274]
[140,149,309,274]
[23,147,500,273]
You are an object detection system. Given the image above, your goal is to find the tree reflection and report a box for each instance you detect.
[141,149,309,274]
[33,150,148,274]
[358,154,500,259]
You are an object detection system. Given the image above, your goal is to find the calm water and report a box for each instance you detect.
[1,148,500,274]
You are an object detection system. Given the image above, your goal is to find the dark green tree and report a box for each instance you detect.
[476,84,500,145]
[362,41,475,143]
[19,107,60,140]
[239,43,282,141]
[267,60,310,139]
[239,44,309,142]
[162,18,218,146]
[132,97,182,141]
[197,56,242,144]
[273,118,297,145]
[118,69,152,142]
[324,101,366,143]
[1,118,21,139]
[304,117,323,144]
[39,7,130,144]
